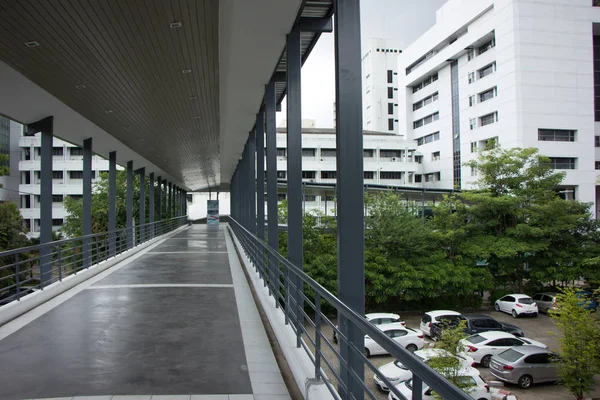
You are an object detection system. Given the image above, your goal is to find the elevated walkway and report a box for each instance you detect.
[0,225,291,400]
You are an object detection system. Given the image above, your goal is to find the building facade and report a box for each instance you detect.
[0,117,22,204]
[19,134,110,237]
[393,0,600,216]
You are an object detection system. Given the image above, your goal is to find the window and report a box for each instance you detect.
[469,118,477,130]
[303,195,316,202]
[52,147,63,156]
[431,151,440,161]
[414,174,422,183]
[413,112,439,129]
[425,173,434,182]
[363,149,374,158]
[388,118,394,131]
[484,137,498,149]
[477,38,495,55]
[412,74,438,93]
[538,129,576,142]
[471,166,478,176]
[364,171,374,179]
[380,150,401,158]
[325,195,335,201]
[52,171,63,179]
[388,103,394,115]
[479,87,496,102]
[478,62,496,79]
[69,195,83,200]
[69,171,83,179]
[52,195,63,203]
[595,161,600,170]
[277,193,287,201]
[276,171,287,179]
[380,171,402,179]
[596,136,600,147]
[302,171,316,179]
[415,155,423,164]
[468,72,475,84]
[52,219,63,227]
[471,142,477,153]
[413,92,438,111]
[479,112,498,127]
[416,132,440,146]
[549,157,576,170]
[387,70,393,83]
[387,87,394,99]
[302,148,316,157]
[276,148,286,157]
[467,49,474,61]
[321,171,337,179]
[524,353,551,364]
[70,147,84,156]
[469,95,476,107]
[321,148,336,157]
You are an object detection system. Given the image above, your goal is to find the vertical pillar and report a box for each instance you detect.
[168,182,172,218]
[108,151,117,257]
[248,131,256,235]
[138,168,145,242]
[149,172,155,238]
[162,179,167,219]
[156,175,162,222]
[126,161,134,249]
[334,0,365,398]
[287,27,303,342]
[265,80,278,298]
[256,111,265,241]
[82,138,92,268]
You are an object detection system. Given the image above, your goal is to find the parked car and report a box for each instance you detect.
[420,310,462,338]
[460,331,547,367]
[333,312,404,344]
[494,294,538,318]
[389,367,491,400]
[531,292,559,314]
[374,348,475,391]
[364,323,424,357]
[489,345,559,389]
[431,314,524,339]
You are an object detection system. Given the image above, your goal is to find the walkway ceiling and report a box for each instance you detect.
[0,0,332,191]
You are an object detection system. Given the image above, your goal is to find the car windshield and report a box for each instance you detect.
[394,360,409,370]
[466,334,486,344]
[498,348,524,362]
[518,297,534,304]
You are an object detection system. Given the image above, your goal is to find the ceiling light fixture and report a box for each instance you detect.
[170,21,182,28]
[105,109,114,114]
[182,69,192,74]
[194,115,201,119]
[25,41,40,48]
[75,84,86,90]
[189,95,197,100]
[124,126,132,131]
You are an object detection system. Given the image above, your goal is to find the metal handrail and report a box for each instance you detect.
[0,216,188,306]
[229,217,471,400]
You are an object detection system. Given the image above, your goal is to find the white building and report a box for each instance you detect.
[0,117,21,204]
[19,134,111,237]
[362,38,403,135]
[393,0,600,215]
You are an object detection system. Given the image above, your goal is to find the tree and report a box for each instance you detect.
[550,288,600,400]
[0,202,30,290]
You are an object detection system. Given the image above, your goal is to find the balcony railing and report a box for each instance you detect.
[229,218,470,400]
[0,216,188,306]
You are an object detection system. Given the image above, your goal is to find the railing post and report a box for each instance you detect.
[15,253,20,300]
[265,79,278,305]
[126,161,134,249]
[314,292,322,380]
[108,151,117,257]
[83,138,92,269]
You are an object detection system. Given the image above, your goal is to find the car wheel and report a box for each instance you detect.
[532,313,538,317]
[364,348,371,358]
[406,344,418,352]
[480,354,492,368]
[494,303,500,312]
[518,374,533,389]
[511,310,518,318]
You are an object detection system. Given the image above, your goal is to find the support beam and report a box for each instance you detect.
[156,175,162,222]
[334,0,365,398]
[287,27,304,342]
[266,80,278,301]
[126,161,134,249]
[137,168,145,243]
[82,138,92,269]
[108,151,117,257]
[168,182,172,218]
[162,179,167,219]
[248,131,256,236]
[298,17,333,33]
[256,111,265,241]
[149,173,155,238]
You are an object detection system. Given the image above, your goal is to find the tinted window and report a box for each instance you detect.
[422,315,432,324]
[519,297,534,304]
[503,296,515,302]
[498,348,525,362]
[524,353,550,364]
[532,294,542,301]
[472,319,486,328]
[392,330,408,338]
[542,295,553,302]
[466,334,487,344]
[506,338,524,346]
[487,339,508,346]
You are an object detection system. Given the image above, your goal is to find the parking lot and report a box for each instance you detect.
[304,309,600,400]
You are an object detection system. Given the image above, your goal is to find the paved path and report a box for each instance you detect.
[0,225,290,400]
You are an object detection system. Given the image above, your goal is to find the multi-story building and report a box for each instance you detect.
[19,134,110,237]
[0,116,22,204]
[362,39,403,135]
[394,0,599,216]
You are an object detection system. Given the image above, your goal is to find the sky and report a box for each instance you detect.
[276,0,448,128]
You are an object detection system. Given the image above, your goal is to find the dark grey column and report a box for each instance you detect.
[334,0,365,398]
[156,175,162,222]
[168,182,172,218]
[108,151,117,257]
[126,161,134,249]
[162,179,167,219]
[287,27,303,341]
[265,80,278,299]
[138,168,145,243]
[36,118,53,286]
[248,131,256,235]
[149,172,155,237]
[82,138,92,269]
[256,112,265,241]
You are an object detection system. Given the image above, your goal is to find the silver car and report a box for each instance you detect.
[489,345,559,389]
[531,292,559,314]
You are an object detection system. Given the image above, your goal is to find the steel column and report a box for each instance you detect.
[265,80,278,301]
[149,173,155,238]
[162,179,167,219]
[334,0,365,398]
[38,119,53,286]
[287,27,303,342]
[156,176,162,221]
[108,151,117,257]
[256,111,265,241]
[82,138,92,269]
[126,161,134,249]
[138,168,145,242]
[248,130,256,236]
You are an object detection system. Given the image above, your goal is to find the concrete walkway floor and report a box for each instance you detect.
[0,225,290,400]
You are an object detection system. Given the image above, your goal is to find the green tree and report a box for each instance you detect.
[550,288,600,400]
[0,202,30,290]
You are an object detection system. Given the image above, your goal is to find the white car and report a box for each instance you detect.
[495,294,538,318]
[364,323,424,357]
[420,310,462,337]
[389,367,491,400]
[460,331,547,368]
[374,348,475,391]
[333,313,405,344]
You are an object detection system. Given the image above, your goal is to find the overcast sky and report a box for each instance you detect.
[276,0,448,128]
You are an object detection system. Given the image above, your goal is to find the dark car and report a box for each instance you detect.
[430,314,523,340]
